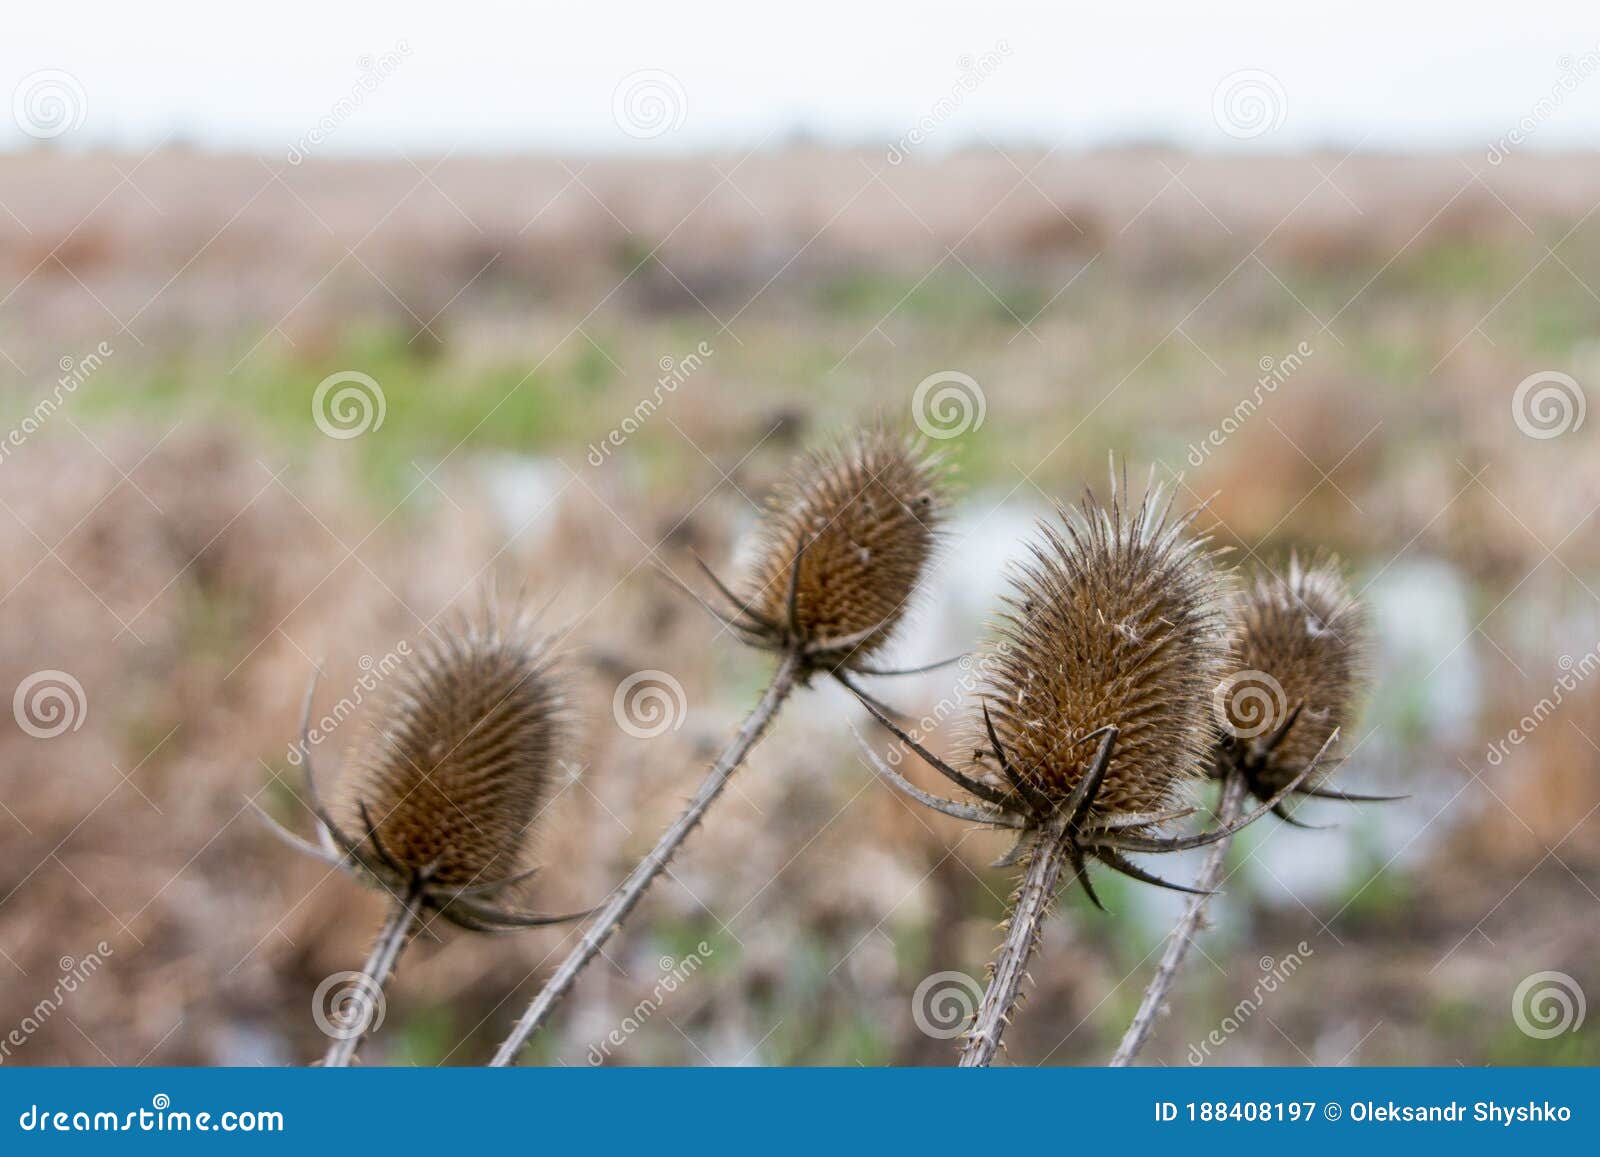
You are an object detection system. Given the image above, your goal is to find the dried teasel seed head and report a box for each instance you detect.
[976,481,1229,820]
[741,424,948,665]
[334,612,569,893]
[1219,553,1367,792]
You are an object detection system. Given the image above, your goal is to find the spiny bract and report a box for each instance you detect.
[976,484,1229,820]
[335,613,568,891]
[1221,553,1367,792]
[741,425,947,664]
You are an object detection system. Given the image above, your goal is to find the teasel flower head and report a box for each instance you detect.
[1216,554,1391,820]
[849,468,1338,906]
[693,423,949,672]
[253,606,591,933]
[979,481,1228,821]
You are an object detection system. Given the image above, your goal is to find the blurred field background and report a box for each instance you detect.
[0,146,1597,1066]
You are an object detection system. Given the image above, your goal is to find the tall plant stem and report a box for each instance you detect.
[1109,766,1248,1067]
[491,648,803,1066]
[322,886,420,1067]
[959,814,1071,1068]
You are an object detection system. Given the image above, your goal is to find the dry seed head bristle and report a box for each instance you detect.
[976,482,1229,820]
[1224,553,1367,791]
[335,612,568,892]
[742,424,948,664]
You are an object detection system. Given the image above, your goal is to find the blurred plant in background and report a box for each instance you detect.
[0,149,1596,1065]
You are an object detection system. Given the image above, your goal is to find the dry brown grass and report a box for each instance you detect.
[0,148,1597,1066]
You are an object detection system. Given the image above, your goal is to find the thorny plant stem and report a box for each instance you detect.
[491,648,804,1066]
[322,887,421,1067]
[959,814,1072,1068]
[1109,766,1249,1067]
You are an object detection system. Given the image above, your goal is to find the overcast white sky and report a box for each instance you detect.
[5,2,1600,155]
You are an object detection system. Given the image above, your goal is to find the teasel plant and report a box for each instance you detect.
[1110,552,1393,1066]
[491,422,951,1065]
[850,472,1327,1067]
[252,607,591,1066]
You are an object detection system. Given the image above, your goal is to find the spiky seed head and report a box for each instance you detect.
[1220,553,1367,791]
[742,424,947,664]
[335,613,568,891]
[976,483,1229,820]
